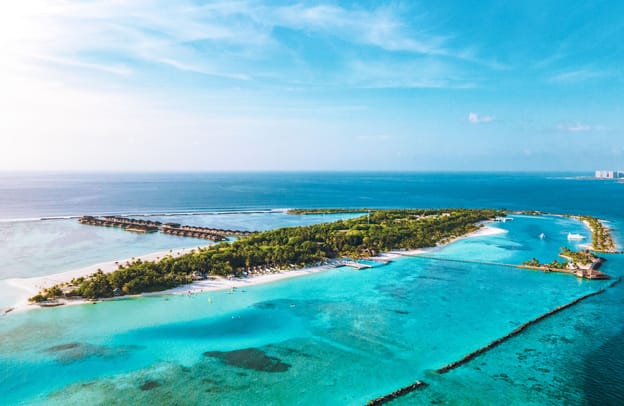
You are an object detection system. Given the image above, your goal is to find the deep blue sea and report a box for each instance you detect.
[1,172,623,220]
[1,172,623,405]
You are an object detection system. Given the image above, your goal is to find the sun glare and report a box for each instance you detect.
[0,1,52,67]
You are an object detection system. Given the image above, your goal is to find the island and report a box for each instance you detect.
[579,215,617,252]
[30,208,501,303]
[286,208,370,215]
[521,247,609,279]
[28,208,619,306]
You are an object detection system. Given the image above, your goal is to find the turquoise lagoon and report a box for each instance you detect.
[1,214,620,405]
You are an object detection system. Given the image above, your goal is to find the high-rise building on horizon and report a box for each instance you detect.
[595,170,624,179]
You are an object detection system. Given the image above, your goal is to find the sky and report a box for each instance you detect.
[0,0,623,172]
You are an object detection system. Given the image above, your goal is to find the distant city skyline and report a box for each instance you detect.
[1,1,623,171]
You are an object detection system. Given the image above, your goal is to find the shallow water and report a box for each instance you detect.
[0,212,360,280]
[1,172,623,404]
[432,214,591,263]
[397,253,624,405]
[0,215,616,405]
[0,219,206,280]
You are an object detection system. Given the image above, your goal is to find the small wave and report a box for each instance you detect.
[0,216,78,223]
[41,216,80,221]
[141,209,279,217]
[0,208,295,223]
[0,217,45,223]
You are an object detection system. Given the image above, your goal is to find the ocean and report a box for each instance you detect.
[0,172,623,405]
[1,172,623,220]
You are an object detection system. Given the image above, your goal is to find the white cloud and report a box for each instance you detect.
[468,112,495,124]
[611,146,624,156]
[345,58,478,89]
[29,54,133,76]
[157,57,251,80]
[0,0,505,171]
[0,72,331,171]
[0,0,488,91]
[355,134,393,141]
[272,3,447,55]
[557,123,592,132]
[548,69,607,83]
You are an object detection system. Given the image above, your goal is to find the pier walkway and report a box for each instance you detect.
[78,215,256,241]
[340,261,373,270]
[389,252,610,280]
[395,253,521,269]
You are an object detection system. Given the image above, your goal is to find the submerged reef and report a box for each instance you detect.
[203,348,291,373]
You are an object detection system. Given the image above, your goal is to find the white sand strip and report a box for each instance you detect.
[4,247,204,312]
[153,264,336,296]
[375,224,507,259]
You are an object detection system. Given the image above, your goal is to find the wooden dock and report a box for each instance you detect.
[78,216,256,241]
[340,261,373,270]
[79,216,159,233]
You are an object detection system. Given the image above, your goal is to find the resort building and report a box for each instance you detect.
[595,170,624,179]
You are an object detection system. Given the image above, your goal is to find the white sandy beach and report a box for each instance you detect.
[154,264,335,296]
[4,247,203,313]
[3,224,506,314]
[377,224,507,259]
[468,224,508,237]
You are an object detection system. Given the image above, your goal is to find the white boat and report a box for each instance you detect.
[567,233,585,240]
[539,233,546,240]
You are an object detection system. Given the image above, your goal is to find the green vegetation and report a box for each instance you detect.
[30,208,502,302]
[522,258,542,267]
[287,208,369,215]
[547,259,567,269]
[522,247,600,270]
[522,257,568,270]
[29,294,48,303]
[518,210,544,216]
[580,216,616,252]
[560,247,597,265]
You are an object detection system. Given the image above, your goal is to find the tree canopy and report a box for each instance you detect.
[32,208,502,301]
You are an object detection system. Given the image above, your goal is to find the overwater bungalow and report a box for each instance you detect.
[80,215,253,241]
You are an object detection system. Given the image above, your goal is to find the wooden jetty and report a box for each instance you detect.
[390,252,611,281]
[102,216,162,228]
[160,223,228,241]
[341,260,373,270]
[78,216,256,241]
[78,216,159,233]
